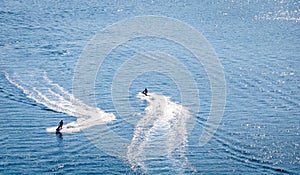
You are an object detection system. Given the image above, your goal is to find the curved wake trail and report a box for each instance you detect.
[127,93,194,174]
[4,72,115,133]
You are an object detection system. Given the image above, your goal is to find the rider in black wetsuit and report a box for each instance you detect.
[57,120,63,132]
[142,88,148,96]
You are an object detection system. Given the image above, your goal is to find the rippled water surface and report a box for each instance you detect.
[1,0,299,174]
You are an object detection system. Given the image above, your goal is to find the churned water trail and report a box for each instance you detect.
[5,72,198,173]
[4,72,115,133]
[127,92,196,174]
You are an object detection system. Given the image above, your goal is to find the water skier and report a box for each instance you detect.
[56,120,63,133]
[142,88,148,96]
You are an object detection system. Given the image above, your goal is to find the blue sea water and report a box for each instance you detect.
[0,0,299,174]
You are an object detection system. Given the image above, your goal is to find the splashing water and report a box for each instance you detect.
[4,72,115,133]
[127,92,195,174]
[5,72,196,173]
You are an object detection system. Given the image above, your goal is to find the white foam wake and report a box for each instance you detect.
[5,72,115,133]
[127,92,193,174]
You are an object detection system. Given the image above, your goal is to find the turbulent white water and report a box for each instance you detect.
[4,72,116,133]
[5,72,196,173]
[127,92,194,174]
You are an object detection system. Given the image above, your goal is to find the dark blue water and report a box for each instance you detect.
[1,0,299,174]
